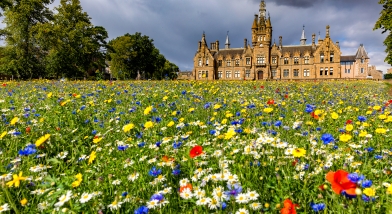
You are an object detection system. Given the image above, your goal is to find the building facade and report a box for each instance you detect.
[193,0,372,80]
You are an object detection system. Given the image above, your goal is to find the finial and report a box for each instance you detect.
[268,12,270,17]
[303,25,305,30]
[227,31,229,35]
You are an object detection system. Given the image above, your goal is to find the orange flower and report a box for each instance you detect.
[280,199,299,214]
[326,170,357,196]
[162,155,174,163]
[179,183,193,193]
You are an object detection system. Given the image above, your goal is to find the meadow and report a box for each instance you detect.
[0,80,391,214]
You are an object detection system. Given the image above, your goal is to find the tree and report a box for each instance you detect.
[374,0,392,65]
[0,0,54,79]
[34,0,108,79]
[108,32,178,80]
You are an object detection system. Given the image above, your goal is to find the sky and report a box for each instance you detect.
[1,0,391,73]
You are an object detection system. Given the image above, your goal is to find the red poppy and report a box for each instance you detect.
[2,84,6,87]
[280,199,299,214]
[72,93,77,97]
[326,170,357,196]
[162,155,174,163]
[284,94,289,99]
[260,86,264,89]
[179,183,192,193]
[26,127,31,133]
[267,99,275,105]
[310,112,319,120]
[189,145,203,158]
[345,120,353,124]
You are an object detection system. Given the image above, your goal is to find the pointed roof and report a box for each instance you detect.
[266,15,271,27]
[300,25,306,45]
[355,44,369,59]
[252,14,258,29]
[201,32,207,44]
[225,31,230,49]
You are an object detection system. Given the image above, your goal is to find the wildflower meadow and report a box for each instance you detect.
[0,80,392,213]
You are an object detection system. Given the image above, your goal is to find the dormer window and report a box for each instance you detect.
[206,58,209,65]
[320,54,324,63]
[284,57,289,64]
[294,57,299,65]
[198,58,202,66]
[246,57,251,65]
[304,56,309,64]
[272,57,277,64]
[361,58,364,64]
[235,59,240,66]
[330,53,334,62]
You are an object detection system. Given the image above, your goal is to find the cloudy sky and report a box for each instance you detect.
[1,0,391,72]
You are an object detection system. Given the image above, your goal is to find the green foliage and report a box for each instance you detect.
[108,33,178,80]
[374,0,392,65]
[384,73,392,79]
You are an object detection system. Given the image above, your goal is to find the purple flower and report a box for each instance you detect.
[225,183,242,197]
[347,173,364,183]
[148,167,162,177]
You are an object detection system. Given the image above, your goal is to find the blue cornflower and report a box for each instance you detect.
[204,103,211,109]
[321,133,334,145]
[235,112,241,117]
[134,206,149,214]
[365,147,374,152]
[155,141,161,147]
[209,130,216,135]
[221,202,227,210]
[18,144,37,156]
[172,141,182,149]
[122,192,128,197]
[347,173,364,183]
[117,145,128,151]
[316,127,322,131]
[375,155,383,159]
[150,193,164,201]
[138,142,146,147]
[358,116,367,122]
[172,168,181,176]
[148,167,162,177]
[92,130,97,135]
[181,90,187,95]
[274,120,282,127]
[362,180,373,188]
[225,183,242,197]
[235,128,243,133]
[310,202,325,212]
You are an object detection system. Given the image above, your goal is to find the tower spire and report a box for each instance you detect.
[225,31,230,49]
[300,25,306,45]
[259,0,266,18]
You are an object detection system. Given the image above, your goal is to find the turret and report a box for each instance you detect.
[225,31,230,49]
[300,25,306,45]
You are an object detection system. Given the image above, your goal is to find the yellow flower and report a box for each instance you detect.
[213,104,221,110]
[93,137,102,144]
[6,172,27,188]
[387,185,392,194]
[365,110,372,115]
[123,123,135,133]
[35,134,51,147]
[292,148,306,157]
[225,113,233,118]
[221,119,227,124]
[144,106,153,115]
[0,131,7,139]
[179,118,184,122]
[363,188,376,197]
[314,109,324,116]
[75,173,83,181]
[362,122,369,127]
[305,121,313,125]
[60,100,70,106]
[378,114,387,120]
[375,128,387,134]
[244,128,251,134]
[171,111,177,116]
[263,108,273,114]
[339,134,352,142]
[163,96,168,101]
[20,198,28,206]
[72,180,81,188]
[331,112,339,119]
[188,108,195,113]
[47,92,53,98]
[224,128,236,140]
[346,124,354,132]
[88,151,96,165]
[373,106,381,111]
[10,117,19,125]
[359,131,367,137]
[167,121,175,127]
[144,121,154,129]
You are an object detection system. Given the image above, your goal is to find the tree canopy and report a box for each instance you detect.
[374,0,392,65]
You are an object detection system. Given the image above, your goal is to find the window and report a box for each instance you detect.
[361,68,364,73]
[234,71,240,78]
[361,59,364,64]
[304,56,309,64]
[294,57,299,65]
[257,57,265,64]
[226,71,232,78]
[245,70,250,78]
[272,57,277,64]
[329,68,333,76]
[218,60,222,67]
[226,60,231,67]
[235,59,240,66]
[293,69,299,77]
[303,69,310,77]
[202,71,205,78]
[283,69,289,77]
[284,57,289,64]
[272,70,277,77]
[320,54,324,63]
[206,71,209,77]
[330,53,334,62]
[206,58,209,65]
[198,58,202,66]
[320,68,323,76]
[340,61,346,65]
[325,67,328,76]
[347,69,350,73]
[246,58,251,65]
[218,71,222,79]
[198,71,202,78]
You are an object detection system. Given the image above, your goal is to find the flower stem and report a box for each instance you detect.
[2,185,20,214]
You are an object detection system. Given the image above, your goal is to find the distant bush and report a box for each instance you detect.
[384,73,392,79]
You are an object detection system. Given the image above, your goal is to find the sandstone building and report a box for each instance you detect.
[192,0,374,80]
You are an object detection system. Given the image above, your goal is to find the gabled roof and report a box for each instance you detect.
[356,44,369,59]
[341,55,356,62]
[214,48,245,59]
[281,45,313,56]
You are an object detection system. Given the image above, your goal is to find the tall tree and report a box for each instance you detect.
[374,0,392,65]
[34,0,108,79]
[0,0,54,79]
[108,33,177,80]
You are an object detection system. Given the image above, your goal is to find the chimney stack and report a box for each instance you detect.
[244,38,247,48]
[326,25,330,38]
[336,41,339,48]
[216,40,219,51]
[312,33,315,45]
[279,36,282,49]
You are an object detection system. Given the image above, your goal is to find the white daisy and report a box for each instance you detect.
[37,201,49,211]
[147,199,159,209]
[112,179,121,185]
[235,193,249,204]
[54,190,72,207]
[179,178,190,187]
[128,172,139,182]
[235,208,249,214]
[179,188,193,199]
[249,202,262,210]
[107,201,123,211]
[196,197,211,206]
[0,203,10,213]
[80,193,93,203]
[193,189,206,199]
[208,198,220,210]
[246,191,259,201]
